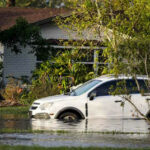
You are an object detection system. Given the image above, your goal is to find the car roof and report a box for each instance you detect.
[94,74,149,82]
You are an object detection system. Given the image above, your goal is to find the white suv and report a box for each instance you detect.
[29,75,150,120]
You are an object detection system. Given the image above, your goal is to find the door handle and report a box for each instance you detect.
[115,100,122,103]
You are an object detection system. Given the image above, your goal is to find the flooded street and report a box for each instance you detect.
[1,114,150,133]
[0,114,30,130]
[31,118,150,133]
[0,114,150,148]
[1,132,150,148]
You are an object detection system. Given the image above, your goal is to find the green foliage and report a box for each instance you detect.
[0,17,52,59]
[55,0,150,121]
[49,50,95,92]
[0,0,47,7]
[0,0,67,8]
[106,38,150,76]
[22,50,95,103]
[57,0,150,77]
[52,50,93,84]
[97,0,150,76]
[16,0,47,7]
[22,80,60,104]
[21,62,59,103]
[0,0,6,7]
[49,0,66,8]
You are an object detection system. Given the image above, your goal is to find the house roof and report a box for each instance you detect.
[0,7,70,31]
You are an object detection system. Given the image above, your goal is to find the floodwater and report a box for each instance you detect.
[0,114,150,148]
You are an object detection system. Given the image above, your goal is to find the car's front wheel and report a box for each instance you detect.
[146,110,150,119]
[59,112,79,122]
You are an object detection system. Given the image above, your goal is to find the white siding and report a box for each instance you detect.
[3,45,36,84]
[41,23,70,40]
[40,23,103,40]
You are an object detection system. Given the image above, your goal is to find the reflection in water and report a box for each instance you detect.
[0,114,30,130]
[0,113,150,134]
[1,115,150,148]
[31,118,150,133]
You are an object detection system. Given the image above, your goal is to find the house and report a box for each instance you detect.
[0,7,105,84]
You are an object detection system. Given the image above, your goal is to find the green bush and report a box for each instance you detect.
[20,52,94,104]
[21,79,60,104]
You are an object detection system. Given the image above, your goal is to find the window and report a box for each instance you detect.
[126,79,149,94]
[70,80,101,96]
[138,80,149,93]
[126,80,138,94]
[91,80,117,96]
[89,79,149,97]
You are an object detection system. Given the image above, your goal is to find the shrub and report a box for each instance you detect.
[20,72,60,105]
[20,50,95,104]
[1,77,23,105]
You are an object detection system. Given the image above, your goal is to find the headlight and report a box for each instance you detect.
[39,102,53,110]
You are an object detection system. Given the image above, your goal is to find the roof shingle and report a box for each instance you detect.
[0,7,70,30]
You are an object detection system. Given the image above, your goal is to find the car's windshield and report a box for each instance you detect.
[70,80,101,96]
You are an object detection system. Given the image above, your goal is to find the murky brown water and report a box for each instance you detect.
[0,114,150,148]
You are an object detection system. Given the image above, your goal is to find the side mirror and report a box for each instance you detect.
[89,92,96,101]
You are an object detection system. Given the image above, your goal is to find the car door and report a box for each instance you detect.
[87,80,124,119]
[123,79,150,118]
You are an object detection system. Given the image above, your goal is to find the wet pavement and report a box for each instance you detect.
[0,114,150,148]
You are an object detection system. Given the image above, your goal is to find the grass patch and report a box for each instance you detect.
[0,106,29,114]
[0,145,150,150]
[0,129,71,134]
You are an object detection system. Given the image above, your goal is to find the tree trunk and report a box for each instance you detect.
[6,0,15,7]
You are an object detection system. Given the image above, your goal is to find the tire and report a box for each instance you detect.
[146,110,150,119]
[59,112,79,122]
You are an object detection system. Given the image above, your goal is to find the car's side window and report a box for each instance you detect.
[137,79,149,93]
[92,80,117,96]
[89,79,149,97]
[126,79,149,94]
[126,79,139,94]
